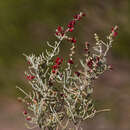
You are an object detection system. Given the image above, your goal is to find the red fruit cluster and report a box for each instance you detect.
[55,12,86,45]
[26,75,35,80]
[23,110,32,121]
[67,12,86,44]
[87,56,100,69]
[68,20,75,30]
[67,12,85,31]
[55,26,64,36]
[55,57,63,65]
[52,57,63,74]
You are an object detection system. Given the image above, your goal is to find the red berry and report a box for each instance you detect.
[113,31,118,37]
[69,27,74,32]
[61,32,64,36]
[74,15,78,19]
[52,70,56,74]
[55,57,63,65]
[57,26,62,32]
[31,76,35,80]
[87,60,93,69]
[112,27,114,31]
[26,116,31,121]
[26,75,30,80]
[60,58,63,62]
[55,32,59,36]
[68,24,72,28]
[68,20,75,28]
[111,26,118,37]
[71,38,76,43]
[26,75,35,80]
[55,57,60,63]
[23,110,27,115]
[77,16,81,20]
[57,61,62,65]
[70,20,75,25]
[68,59,74,64]
[53,65,58,69]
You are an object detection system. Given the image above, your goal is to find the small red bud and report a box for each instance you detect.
[69,27,74,32]
[23,110,27,115]
[26,75,35,80]
[68,59,74,64]
[68,20,75,28]
[55,57,63,65]
[53,65,58,69]
[77,16,81,20]
[26,116,31,121]
[113,31,118,37]
[57,26,62,32]
[68,24,72,28]
[87,60,93,69]
[55,57,60,61]
[55,32,59,36]
[31,76,35,80]
[52,70,56,74]
[71,37,76,43]
[74,15,78,19]
[112,27,114,31]
[61,32,64,37]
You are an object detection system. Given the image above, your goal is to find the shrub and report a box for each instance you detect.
[17,12,118,130]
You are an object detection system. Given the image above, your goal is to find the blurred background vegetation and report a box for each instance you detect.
[0,0,129,130]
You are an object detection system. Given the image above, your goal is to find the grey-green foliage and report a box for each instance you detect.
[17,13,117,130]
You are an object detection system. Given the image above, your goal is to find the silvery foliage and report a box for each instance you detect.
[17,12,118,130]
